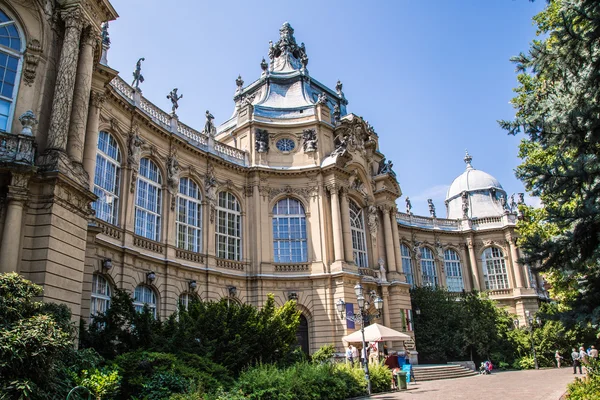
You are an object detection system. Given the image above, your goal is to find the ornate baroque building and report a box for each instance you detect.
[0,0,545,357]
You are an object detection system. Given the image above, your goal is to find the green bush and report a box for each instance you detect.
[73,367,121,399]
[512,355,535,370]
[368,363,393,394]
[332,363,367,398]
[311,344,335,364]
[566,359,600,399]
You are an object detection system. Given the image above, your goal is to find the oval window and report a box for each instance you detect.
[276,138,295,152]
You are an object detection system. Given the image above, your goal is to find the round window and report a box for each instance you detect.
[276,138,295,152]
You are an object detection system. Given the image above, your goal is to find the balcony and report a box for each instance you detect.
[0,131,36,167]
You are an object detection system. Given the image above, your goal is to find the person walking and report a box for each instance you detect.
[345,345,353,365]
[351,344,359,366]
[590,345,598,359]
[579,346,589,374]
[572,348,582,374]
[555,350,563,368]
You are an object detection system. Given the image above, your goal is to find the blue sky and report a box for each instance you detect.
[106,0,545,217]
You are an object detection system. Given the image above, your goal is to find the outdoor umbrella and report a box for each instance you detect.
[342,323,412,344]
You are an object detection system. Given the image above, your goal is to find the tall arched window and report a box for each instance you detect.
[216,191,241,260]
[401,244,415,287]
[349,200,368,268]
[178,292,197,311]
[482,247,509,290]
[0,9,23,132]
[444,249,464,292]
[92,131,121,225]
[135,158,162,241]
[273,198,307,263]
[90,274,111,318]
[134,285,157,317]
[177,177,202,252]
[420,247,438,287]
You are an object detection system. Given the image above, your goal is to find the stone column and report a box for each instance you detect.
[390,207,402,275]
[381,206,397,273]
[0,175,29,273]
[328,185,344,261]
[339,188,354,263]
[506,233,525,288]
[46,7,84,153]
[68,28,97,164]
[467,238,483,290]
[82,92,105,189]
[382,288,392,348]
[459,244,472,291]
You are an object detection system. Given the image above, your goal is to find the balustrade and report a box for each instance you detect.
[274,263,310,272]
[0,131,35,165]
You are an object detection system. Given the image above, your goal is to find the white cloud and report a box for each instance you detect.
[523,194,542,208]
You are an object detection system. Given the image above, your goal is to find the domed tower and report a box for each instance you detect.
[445,151,508,219]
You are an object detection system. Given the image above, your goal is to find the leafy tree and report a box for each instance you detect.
[0,272,74,398]
[499,0,600,325]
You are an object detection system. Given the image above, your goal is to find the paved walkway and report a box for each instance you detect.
[366,368,581,400]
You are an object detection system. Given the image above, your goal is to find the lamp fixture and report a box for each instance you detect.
[288,292,298,301]
[189,280,197,290]
[228,285,237,298]
[146,271,156,282]
[102,258,112,270]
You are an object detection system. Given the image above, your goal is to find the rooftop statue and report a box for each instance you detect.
[101,21,110,46]
[406,197,412,214]
[428,199,436,218]
[317,92,328,105]
[236,75,244,92]
[166,88,183,115]
[131,57,145,90]
[378,157,395,176]
[332,104,341,124]
[204,110,216,136]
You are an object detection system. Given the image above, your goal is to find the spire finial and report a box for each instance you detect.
[464,149,473,169]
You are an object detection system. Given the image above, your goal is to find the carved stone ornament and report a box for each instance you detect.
[348,170,367,197]
[268,185,318,202]
[316,92,328,105]
[378,258,388,283]
[255,129,269,153]
[302,128,317,152]
[332,104,341,124]
[333,115,376,159]
[166,148,180,194]
[127,130,144,168]
[367,205,379,239]
[269,22,309,72]
[377,157,395,177]
[205,164,218,223]
[461,191,469,219]
[23,40,42,87]
[90,92,106,108]
[19,110,38,136]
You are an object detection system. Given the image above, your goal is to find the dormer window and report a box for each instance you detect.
[276,138,295,152]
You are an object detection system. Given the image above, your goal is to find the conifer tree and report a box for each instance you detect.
[500,0,600,324]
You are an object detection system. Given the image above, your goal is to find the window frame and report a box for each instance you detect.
[92,131,121,226]
[215,191,242,261]
[0,8,25,133]
[400,244,415,288]
[482,247,510,290]
[272,197,308,263]
[133,284,157,317]
[420,246,438,287]
[444,248,464,292]
[90,274,111,319]
[176,177,202,253]
[349,200,368,268]
[134,158,163,241]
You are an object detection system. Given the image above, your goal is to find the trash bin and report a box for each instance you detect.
[396,371,408,390]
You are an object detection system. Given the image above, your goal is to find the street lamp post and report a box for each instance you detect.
[336,284,384,396]
[513,311,541,370]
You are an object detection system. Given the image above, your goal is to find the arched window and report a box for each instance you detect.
[444,249,464,292]
[178,292,197,311]
[482,247,509,290]
[135,158,162,241]
[216,191,241,260]
[296,314,309,355]
[349,200,368,268]
[177,177,202,252]
[401,244,415,287]
[420,247,438,287]
[273,198,307,263]
[0,9,23,132]
[134,285,157,317]
[90,274,111,318]
[92,131,121,225]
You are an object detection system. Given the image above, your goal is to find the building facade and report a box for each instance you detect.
[0,0,545,357]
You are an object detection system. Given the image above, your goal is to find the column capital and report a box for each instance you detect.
[90,91,106,108]
[325,183,343,194]
[378,204,393,214]
[6,186,28,203]
[61,6,84,30]
[81,28,100,49]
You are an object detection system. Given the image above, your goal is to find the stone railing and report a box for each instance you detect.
[274,263,310,272]
[358,267,378,278]
[396,211,517,232]
[177,122,208,147]
[487,288,513,297]
[109,76,247,167]
[0,131,36,165]
[176,248,204,263]
[216,258,245,271]
[96,219,122,240]
[139,97,171,130]
[213,141,246,164]
[133,235,165,254]
[111,76,134,102]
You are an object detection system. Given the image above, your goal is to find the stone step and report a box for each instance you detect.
[412,365,478,382]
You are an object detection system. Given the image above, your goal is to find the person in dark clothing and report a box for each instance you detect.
[384,352,401,389]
